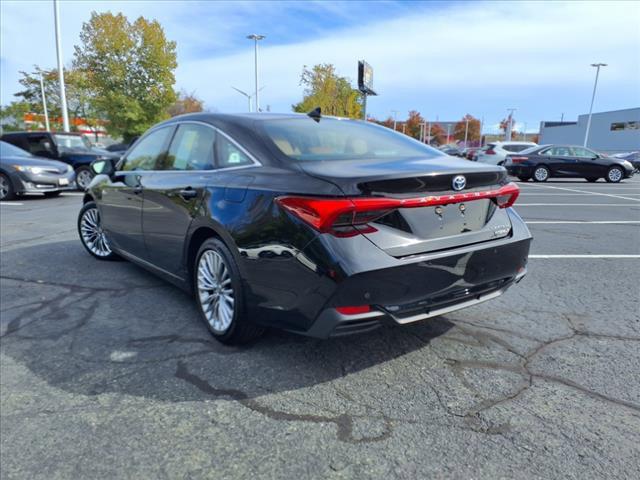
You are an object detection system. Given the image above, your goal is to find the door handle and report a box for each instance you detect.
[179,187,198,200]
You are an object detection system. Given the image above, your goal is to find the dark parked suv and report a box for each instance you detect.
[78,113,531,344]
[1,131,119,189]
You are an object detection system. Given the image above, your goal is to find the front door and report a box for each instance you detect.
[571,146,602,178]
[99,126,174,259]
[142,123,217,277]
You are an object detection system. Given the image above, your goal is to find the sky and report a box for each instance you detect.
[1,0,639,133]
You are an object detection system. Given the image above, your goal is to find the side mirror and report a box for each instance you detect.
[91,158,115,177]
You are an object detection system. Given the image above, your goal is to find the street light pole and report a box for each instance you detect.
[464,117,469,146]
[36,71,50,131]
[584,63,607,147]
[53,0,70,132]
[391,110,398,131]
[246,34,265,113]
[506,108,516,141]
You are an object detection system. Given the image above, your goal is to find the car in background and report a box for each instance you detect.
[476,141,538,166]
[611,151,640,172]
[438,144,464,157]
[461,147,480,160]
[78,112,531,344]
[105,136,139,154]
[504,144,635,183]
[0,141,76,200]
[0,131,119,190]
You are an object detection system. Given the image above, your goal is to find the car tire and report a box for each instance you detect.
[194,238,264,345]
[77,201,119,260]
[533,166,550,182]
[44,191,62,198]
[517,176,530,182]
[585,177,599,183]
[605,166,624,183]
[0,173,16,201]
[75,166,94,190]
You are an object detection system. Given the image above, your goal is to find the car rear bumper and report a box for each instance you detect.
[506,165,534,177]
[245,208,532,337]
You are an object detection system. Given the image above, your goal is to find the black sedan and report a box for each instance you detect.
[0,141,76,200]
[78,113,531,344]
[505,144,635,183]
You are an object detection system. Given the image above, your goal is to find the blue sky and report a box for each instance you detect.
[1,0,639,133]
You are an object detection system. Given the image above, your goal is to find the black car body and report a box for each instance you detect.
[612,151,640,172]
[505,144,635,182]
[0,141,76,200]
[78,113,532,344]
[1,131,119,190]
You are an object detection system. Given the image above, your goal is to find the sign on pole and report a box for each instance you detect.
[358,60,377,120]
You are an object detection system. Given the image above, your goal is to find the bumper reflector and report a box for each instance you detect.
[336,305,371,315]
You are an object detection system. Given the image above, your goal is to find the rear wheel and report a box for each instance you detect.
[517,176,530,182]
[533,166,550,182]
[75,166,94,190]
[44,191,62,198]
[194,238,263,344]
[585,177,599,183]
[78,201,119,260]
[0,173,16,200]
[605,166,623,183]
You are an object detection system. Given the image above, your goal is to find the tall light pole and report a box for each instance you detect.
[506,108,516,141]
[246,34,265,113]
[479,116,484,147]
[391,110,398,131]
[464,117,469,146]
[584,63,607,147]
[231,87,253,112]
[419,122,426,143]
[53,0,70,131]
[35,70,50,131]
[427,120,431,145]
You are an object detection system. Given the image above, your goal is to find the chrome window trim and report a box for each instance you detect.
[120,120,262,174]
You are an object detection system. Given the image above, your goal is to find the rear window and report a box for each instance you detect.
[261,117,442,161]
[503,144,534,152]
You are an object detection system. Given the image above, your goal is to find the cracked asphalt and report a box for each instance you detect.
[1,178,639,479]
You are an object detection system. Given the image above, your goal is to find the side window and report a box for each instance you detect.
[571,147,596,158]
[27,135,55,156]
[550,146,571,157]
[162,124,216,171]
[504,144,529,152]
[216,134,254,168]
[123,127,173,171]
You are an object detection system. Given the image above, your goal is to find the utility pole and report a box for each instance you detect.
[36,70,50,131]
[506,108,516,141]
[427,120,431,146]
[391,110,398,130]
[479,116,484,147]
[523,122,527,141]
[560,112,564,122]
[419,122,426,143]
[53,0,69,131]
[464,117,469,146]
[446,124,451,144]
[246,34,265,112]
[584,63,607,147]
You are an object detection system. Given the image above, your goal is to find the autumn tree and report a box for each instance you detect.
[499,116,518,137]
[403,110,425,139]
[292,64,362,119]
[453,114,481,144]
[167,90,204,117]
[427,123,446,145]
[74,12,177,141]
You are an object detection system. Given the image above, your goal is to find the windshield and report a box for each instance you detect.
[520,145,541,154]
[54,133,91,151]
[0,140,31,157]
[262,117,443,161]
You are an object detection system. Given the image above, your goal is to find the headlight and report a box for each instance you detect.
[14,165,44,174]
[622,160,633,169]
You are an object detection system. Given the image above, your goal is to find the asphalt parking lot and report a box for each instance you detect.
[1,178,639,479]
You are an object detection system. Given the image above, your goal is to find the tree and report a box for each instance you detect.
[167,90,204,117]
[0,101,31,132]
[453,114,481,144]
[74,12,177,141]
[292,64,362,119]
[499,116,517,137]
[427,123,446,145]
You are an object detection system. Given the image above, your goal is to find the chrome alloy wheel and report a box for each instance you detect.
[608,167,623,182]
[80,207,112,257]
[76,169,93,189]
[534,167,549,181]
[197,250,235,333]
[0,175,9,200]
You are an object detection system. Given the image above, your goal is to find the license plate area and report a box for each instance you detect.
[59,178,69,186]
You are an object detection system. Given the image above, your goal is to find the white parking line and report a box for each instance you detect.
[61,192,85,196]
[0,202,24,206]
[529,254,640,259]
[518,203,640,206]
[526,221,640,224]
[522,183,640,202]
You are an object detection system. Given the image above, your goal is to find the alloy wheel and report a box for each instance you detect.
[534,167,549,182]
[607,167,622,183]
[76,169,93,189]
[197,250,235,334]
[0,176,8,200]
[80,207,112,257]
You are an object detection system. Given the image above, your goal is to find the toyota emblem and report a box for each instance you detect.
[452,175,466,191]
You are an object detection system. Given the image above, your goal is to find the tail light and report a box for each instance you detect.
[485,148,496,155]
[336,305,371,315]
[276,183,520,235]
[510,156,528,164]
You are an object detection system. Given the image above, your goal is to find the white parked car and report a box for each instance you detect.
[476,141,538,166]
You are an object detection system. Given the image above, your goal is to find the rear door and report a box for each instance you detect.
[100,126,174,258]
[543,146,577,176]
[142,122,217,277]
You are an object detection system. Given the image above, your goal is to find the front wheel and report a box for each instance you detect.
[78,201,119,260]
[194,238,264,344]
[533,166,550,182]
[605,166,624,183]
[75,166,94,190]
[0,173,16,200]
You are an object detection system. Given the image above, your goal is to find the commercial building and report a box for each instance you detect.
[539,107,639,153]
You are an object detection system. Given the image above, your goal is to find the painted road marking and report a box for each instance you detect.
[526,221,640,224]
[0,202,24,206]
[529,255,640,259]
[523,183,640,202]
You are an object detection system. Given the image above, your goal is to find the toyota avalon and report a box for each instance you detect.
[78,112,531,344]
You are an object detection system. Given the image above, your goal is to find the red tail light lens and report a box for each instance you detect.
[336,305,371,315]
[510,156,528,164]
[276,183,521,235]
[485,148,496,155]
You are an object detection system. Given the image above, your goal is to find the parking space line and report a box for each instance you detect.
[529,254,640,258]
[526,221,640,224]
[0,202,24,206]
[61,192,85,196]
[522,183,640,202]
